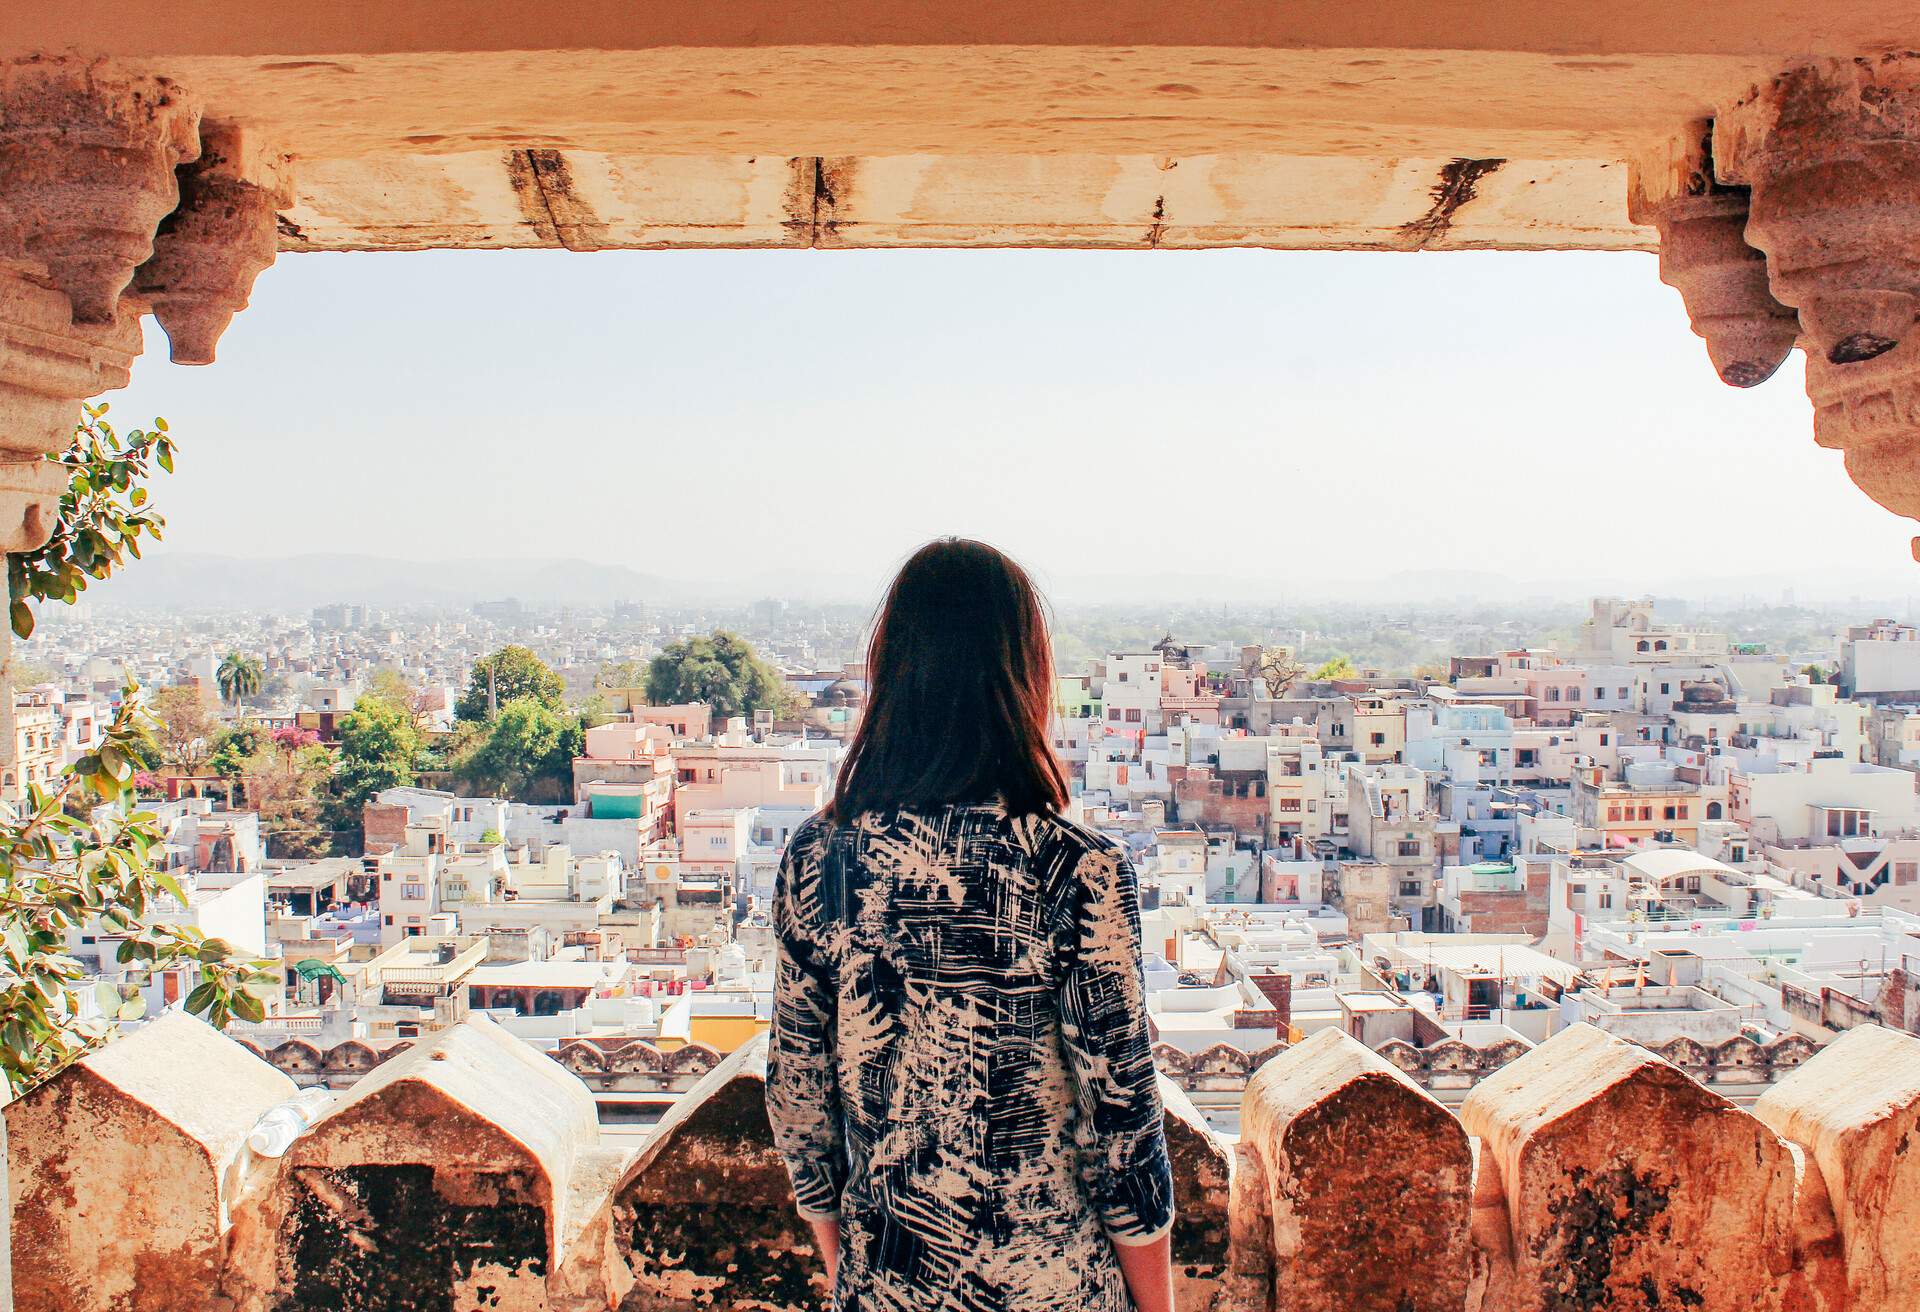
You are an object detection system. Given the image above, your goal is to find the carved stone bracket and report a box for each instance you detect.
[0,58,200,325]
[133,121,291,365]
[0,270,142,550]
[1629,127,1800,389]
[1717,57,1920,368]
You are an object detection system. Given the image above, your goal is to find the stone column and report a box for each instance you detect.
[1714,55,1920,556]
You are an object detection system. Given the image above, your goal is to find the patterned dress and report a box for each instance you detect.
[767,803,1175,1312]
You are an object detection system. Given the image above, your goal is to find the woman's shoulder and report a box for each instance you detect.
[1015,808,1131,871]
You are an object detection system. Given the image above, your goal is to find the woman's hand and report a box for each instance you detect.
[1112,1232,1175,1312]
[808,1215,842,1288]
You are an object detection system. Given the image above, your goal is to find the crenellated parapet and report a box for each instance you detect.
[11,1013,1920,1312]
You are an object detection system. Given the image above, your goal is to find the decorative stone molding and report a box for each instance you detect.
[0,57,200,325]
[0,270,142,548]
[1627,127,1799,389]
[1461,1023,1801,1312]
[12,1016,1920,1311]
[132,121,291,365]
[1718,58,1920,369]
[4,1011,296,1312]
[1234,1028,1475,1312]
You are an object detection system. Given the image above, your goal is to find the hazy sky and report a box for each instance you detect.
[107,246,1914,602]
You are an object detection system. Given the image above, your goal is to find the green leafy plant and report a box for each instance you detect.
[0,409,274,1096]
[0,685,280,1094]
[8,402,173,639]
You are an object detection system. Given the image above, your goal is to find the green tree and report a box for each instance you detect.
[1312,655,1359,681]
[644,631,795,719]
[207,719,267,779]
[7,403,173,640]
[245,728,333,859]
[2,407,272,1094]
[451,696,583,802]
[454,645,565,724]
[595,658,649,691]
[327,695,420,841]
[215,651,263,707]
[150,683,218,775]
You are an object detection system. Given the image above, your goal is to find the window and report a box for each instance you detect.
[383,872,392,882]
[1567,688,1581,701]
[1608,806,1621,822]
[1706,801,1723,820]
[1397,840,1422,857]
[1599,733,1611,746]
[1897,862,1918,886]
[1371,732,1386,746]
[1108,709,1122,722]
[383,915,394,926]
[1547,687,1561,702]
[1399,881,1423,897]
[1117,672,1128,682]
[1125,708,1142,723]
[1600,890,1613,909]
[1278,799,1301,813]
[1639,805,1653,821]
[1677,805,1689,819]
[1660,683,1672,695]
[1663,805,1677,821]
[403,882,426,900]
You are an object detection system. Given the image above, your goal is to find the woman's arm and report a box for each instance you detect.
[766,839,848,1232]
[806,1215,842,1287]
[1112,1232,1175,1312]
[1056,844,1177,1304]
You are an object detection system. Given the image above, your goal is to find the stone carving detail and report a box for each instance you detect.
[132,121,290,364]
[1717,59,1920,369]
[1629,131,1800,388]
[0,58,200,324]
[12,1012,1920,1311]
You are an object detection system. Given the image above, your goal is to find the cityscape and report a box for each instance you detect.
[12,7,1920,1311]
[17,590,1920,1126]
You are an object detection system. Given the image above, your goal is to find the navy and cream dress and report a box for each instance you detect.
[767,803,1175,1312]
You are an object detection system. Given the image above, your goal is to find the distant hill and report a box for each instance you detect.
[85,552,687,612]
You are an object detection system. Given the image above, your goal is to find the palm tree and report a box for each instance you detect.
[217,651,264,708]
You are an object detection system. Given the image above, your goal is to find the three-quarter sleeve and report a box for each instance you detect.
[766,835,847,1221]
[1054,843,1176,1245]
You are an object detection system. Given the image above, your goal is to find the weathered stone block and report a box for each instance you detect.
[1753,1024,1920,1312]
[1161,1076,1232,1312]
[1231,1027,1473,1312]
[1461,1022,1796,1312]
[6,1011,296,1312]
[256,1014,630,1312]
[613,1036,823,1312]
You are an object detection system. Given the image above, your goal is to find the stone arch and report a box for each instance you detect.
[532,989,565,1016]
[1708,800,1724,819]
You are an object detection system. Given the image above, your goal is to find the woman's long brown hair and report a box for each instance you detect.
[827,539,1069,821]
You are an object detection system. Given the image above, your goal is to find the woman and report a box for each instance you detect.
[767,539,1175,1312]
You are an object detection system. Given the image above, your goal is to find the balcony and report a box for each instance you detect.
[11,1010,1920,1312]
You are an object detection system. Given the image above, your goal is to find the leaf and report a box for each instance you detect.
[93,982,122,1015]
[183,981,216,1014]
[232,991,266,1023]
[10,600,32,640]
